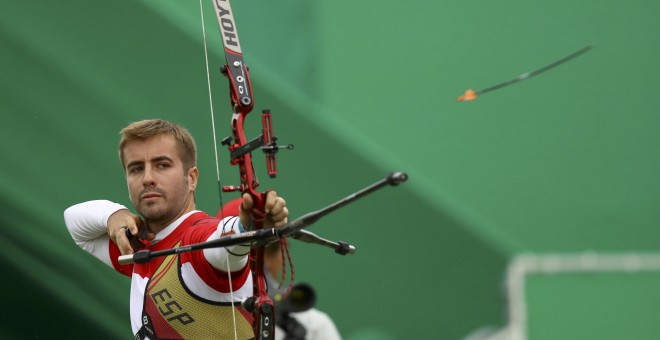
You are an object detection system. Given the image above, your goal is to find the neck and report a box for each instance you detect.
[146,198,196,235]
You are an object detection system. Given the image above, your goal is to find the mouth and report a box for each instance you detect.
[141,192,162,202]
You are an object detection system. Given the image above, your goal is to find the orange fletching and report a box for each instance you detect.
[457,89,477,102]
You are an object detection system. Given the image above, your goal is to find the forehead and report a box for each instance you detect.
[123,134,181,163]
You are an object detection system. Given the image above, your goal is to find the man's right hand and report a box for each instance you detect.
[108,209,154,255]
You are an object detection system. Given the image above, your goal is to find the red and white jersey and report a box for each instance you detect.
[64,200,252,337]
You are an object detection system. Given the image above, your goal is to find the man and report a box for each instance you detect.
[64,119,288,339]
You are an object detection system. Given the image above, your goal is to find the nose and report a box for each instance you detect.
[142,164,156,187]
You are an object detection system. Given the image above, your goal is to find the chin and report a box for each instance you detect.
[139,205,164,219]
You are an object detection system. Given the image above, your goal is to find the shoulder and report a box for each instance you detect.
[181,212,222,242]
[180,212,242,243]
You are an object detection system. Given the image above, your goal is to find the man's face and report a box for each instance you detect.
[122,134,198,226]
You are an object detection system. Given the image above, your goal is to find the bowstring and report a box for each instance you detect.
[198,0,225,216]
[198,1,238,339]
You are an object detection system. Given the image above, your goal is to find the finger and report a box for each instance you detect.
[128,215,155,241]
[142,230,156,242]
[239,193,254,230]
[268,197,287,216]
[115,226,134,255]
[273,218,288,228]
[270,208,289,228]
[264,203,288,228]
[267,203,288,223]
[118,213,142,236]
[119,215,151,250]
[264,191,282,214]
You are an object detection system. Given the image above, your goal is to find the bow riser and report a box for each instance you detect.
[227,109,275,340]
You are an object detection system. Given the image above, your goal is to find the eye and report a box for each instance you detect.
[157,162,171,169]
[128,165,143,174]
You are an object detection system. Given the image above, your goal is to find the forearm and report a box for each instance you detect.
[203,216,251,272]
[64,200,128,265]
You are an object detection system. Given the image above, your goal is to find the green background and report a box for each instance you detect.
[525,270,660,339]
[1,0,659,338]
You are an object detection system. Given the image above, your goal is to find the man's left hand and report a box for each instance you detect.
[239,191,288,230]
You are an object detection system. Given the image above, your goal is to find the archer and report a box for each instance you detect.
[64,119,288,339]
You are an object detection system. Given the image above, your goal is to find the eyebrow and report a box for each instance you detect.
[126,156,175,170]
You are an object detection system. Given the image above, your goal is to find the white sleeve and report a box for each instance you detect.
[274,308,342,340]
[64,200,129,267]
[203,215,251,272]
[292,308,342,340]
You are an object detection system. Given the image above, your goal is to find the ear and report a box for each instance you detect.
[187,166,199,191]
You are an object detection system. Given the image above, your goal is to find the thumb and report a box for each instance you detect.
[239,193,254,229]
[241,193,254,211]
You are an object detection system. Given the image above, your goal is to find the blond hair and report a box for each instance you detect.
[118,119,197,170]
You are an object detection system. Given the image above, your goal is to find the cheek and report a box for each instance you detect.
[126,178,141,197]
[181,178,193,195]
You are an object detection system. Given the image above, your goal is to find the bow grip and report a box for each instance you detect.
[243,189,272,231]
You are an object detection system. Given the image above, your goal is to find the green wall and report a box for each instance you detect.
[1,0,658,339]
[526,270,660,339]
